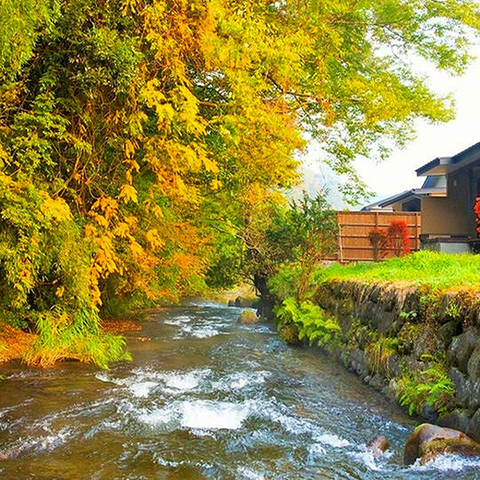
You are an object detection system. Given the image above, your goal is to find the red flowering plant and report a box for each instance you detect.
[387,220,411,257]
[475,196,480,238]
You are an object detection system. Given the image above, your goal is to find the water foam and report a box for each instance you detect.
[164,315,192,326]
[180,400,251,430]
[410,453,480,472]
[267,409,318,436]
[237,466,265,480]
[96,368,210,398]
[307,443,326,463]
[138,399,255,431]
[212,370,269,392]
[138,406,176,427]
[171,322,222,339]
[349,450,382,471]
[156,457,180,468]
[190,326,220,339]
[128,381,157,398]
[314,433,350,448]
[0,427,73,458]
[161,370,205,391]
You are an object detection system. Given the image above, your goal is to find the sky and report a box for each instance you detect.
[301,46,480,209]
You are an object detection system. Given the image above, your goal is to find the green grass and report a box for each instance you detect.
[314,251,480,290]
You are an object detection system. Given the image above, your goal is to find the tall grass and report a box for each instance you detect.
[23,308,131,368]
[314,251,480,289]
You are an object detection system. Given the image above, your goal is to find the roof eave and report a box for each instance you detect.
[416,157,453,177]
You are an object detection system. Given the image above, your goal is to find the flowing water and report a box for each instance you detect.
[1,301,480,479]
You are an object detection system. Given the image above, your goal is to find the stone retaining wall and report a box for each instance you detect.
[313,280,480,441]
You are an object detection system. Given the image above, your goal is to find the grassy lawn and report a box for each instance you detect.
[315,251,480,290]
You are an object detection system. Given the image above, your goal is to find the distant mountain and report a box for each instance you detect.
[287,161,350,210]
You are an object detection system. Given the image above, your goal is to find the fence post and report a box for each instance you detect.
[415,213,419,250]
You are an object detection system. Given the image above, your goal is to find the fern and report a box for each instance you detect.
[275,297,340,348]
[397,364,455,416]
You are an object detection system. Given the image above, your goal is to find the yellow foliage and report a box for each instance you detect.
[123,139,136,159]
[40,194,72,223]
[118,184,138,204]
[145,228,164,251]
[113,222,130,238]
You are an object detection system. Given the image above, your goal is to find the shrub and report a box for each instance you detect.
[368,228,388,261]
[396,363,455,416]
[268,262,303,302]
[387,220,411,256]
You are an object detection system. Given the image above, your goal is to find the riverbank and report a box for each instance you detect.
[0,325,35,364]
[271,252,480,442]
[0,321,142,366]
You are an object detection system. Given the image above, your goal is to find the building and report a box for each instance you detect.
[362,176,446,213]
[416,141,480,253]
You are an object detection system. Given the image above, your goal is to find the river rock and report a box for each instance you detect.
[438,409,470,434]
[235,296,258,308]
[349,349,369,378]
[238,309,259,324]
[404,423,480,465]
[366,435,390,458]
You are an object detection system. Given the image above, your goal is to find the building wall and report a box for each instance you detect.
[421,167,474,237]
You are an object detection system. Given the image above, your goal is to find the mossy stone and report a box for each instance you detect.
[238,309,259,324]
[404,423,480,465]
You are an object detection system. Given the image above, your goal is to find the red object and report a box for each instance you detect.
[475,196,480,238]
[387,220,411,256]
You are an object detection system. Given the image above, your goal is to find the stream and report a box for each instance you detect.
[1,301,480,479]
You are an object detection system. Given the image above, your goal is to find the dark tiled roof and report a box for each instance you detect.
[416,141,480,176]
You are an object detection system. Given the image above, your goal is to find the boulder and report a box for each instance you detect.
[234,296,258,308]
[448,367,469,406]
[447,329,478,373]
[467,408,480,442]
[438,410,470,434]
[349,349,369,379]
[436,321,461,351]
[366,435,390,458]
[404,423,480,465]
[238,309,259,325]
[468,345,480,382]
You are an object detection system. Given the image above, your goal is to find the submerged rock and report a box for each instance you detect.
[238,309,259,324]
[367,435,390,458]
[404,423,480,465]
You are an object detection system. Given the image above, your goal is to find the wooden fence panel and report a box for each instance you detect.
[328,211,421,263]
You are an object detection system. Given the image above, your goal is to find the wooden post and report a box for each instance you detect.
[415,213,419,251]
